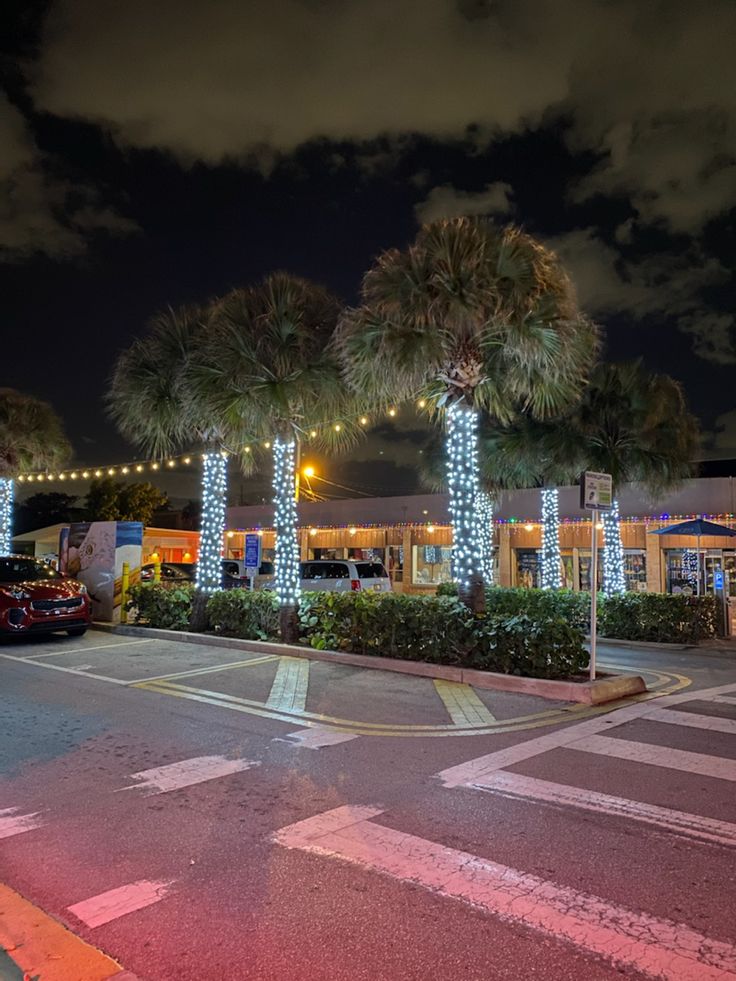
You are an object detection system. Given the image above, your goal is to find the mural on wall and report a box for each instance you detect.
[61,522,143,621]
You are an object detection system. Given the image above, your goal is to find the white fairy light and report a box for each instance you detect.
[540,487,562,589]
[602,498,627,596]
[273,437,301,608]
[445,403,482,589]
[0,478,14,554]
[195,451,227,593]
[683,547,699,589]
[476,489,494,585]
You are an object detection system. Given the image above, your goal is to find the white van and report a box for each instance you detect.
[263,559,391,593]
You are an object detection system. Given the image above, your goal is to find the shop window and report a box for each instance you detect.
[412,545,452,585]
[516,549,541,588]
[578,550,604,592]
[387,546,404,583]
[624,550,647,591]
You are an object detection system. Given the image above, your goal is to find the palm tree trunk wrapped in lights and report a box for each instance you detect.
[540,487,562,589]
[446,403,484,608]
[601,499,626,596]
[476,489,494,586]
[195,451,228,594]
[0,478,13,554]
[273,436,301,640]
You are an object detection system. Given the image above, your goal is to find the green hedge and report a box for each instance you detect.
[207,589,280,640]
[598,592,717,644]
[127,583,195,631]
[299,592,587,679]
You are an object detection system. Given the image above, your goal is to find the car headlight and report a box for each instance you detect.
[77,583,88,595]
[0,587,31,600]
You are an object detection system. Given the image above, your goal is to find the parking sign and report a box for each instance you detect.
[580,471,613,511]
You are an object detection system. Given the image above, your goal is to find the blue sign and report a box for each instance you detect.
[245,533,261,573]
[714,569,724,590]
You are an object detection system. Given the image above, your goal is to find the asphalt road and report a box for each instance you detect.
[1,629,735,980]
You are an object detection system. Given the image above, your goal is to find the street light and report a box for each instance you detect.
[303,465,315,479]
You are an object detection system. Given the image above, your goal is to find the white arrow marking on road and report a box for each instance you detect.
[123,755,259,794]
[280,727,358,749]
[67,879,174,928]
[274,805,736,981]
[0,807,43,840]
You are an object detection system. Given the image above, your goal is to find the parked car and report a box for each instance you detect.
[140,562,196,584]
[264,559,391,593]
[0,555,91,637]
[222,558,274,589]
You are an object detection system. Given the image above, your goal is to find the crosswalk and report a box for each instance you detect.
[1,679,735,980]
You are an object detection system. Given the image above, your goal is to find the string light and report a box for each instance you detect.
[445,403,482,589]
[196,451,227,593]
[477,490,494,585]
[151,462,160,470]
[135,465,143,473]
[273,437,301,608]
[683,548,699,588]
[121,467,129,475]
[167,460,176,468]
[602,499,626,596]
[418,399,426,409]
[360,417,368,425]
[540,488,562,589]
[388,408,397,417]
[0,478,14,554]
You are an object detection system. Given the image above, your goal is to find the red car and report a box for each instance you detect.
[0,555,91,637]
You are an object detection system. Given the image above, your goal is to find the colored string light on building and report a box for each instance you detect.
[0,478,13,554]
[272,437,301,608]
[445,403,482,588]
[540,488,562,589]
[601,499,626,596]
[195,451,227,593]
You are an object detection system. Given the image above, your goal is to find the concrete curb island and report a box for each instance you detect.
[97,623,646,705]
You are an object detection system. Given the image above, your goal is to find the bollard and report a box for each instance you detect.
[153,558,161,584]
[120,561,130,624]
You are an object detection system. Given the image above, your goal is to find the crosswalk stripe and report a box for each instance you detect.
[433,680,496,726]
[468,771,736,848]
[0,808,43,840]
[123,755,259,794]
[67,879,173,928]
[712,695,736,705]
[569,734,736,781]
[274,805,736,980]
[266,657,310,713]
[645,706,736,735]
[127,654,279,685]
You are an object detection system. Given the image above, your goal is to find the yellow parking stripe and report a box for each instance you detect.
[433,680,497,726]
[266,656,310,713]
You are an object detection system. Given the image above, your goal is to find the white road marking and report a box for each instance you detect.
[437,680,736,787]
[281,727,359,749]
[25,639,155,659]
[125,654,279,685]
[433,680,496,726]
[712,695,736,706]
[645,706,736,735]
[0,652,129,684]
[67,879,173,928]
[266,657,310,713]
[274,806,736,981]
[123,755,259,794]
[569,734,736,781]
[468,771,736,848]
[0,807,43,840]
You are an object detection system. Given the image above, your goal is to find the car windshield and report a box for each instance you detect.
[355,562,388,579]
[0,558,63,583]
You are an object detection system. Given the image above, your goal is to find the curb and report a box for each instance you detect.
[97,623,645,705]
[0,883,135,981]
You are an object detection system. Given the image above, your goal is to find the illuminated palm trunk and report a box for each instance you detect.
[476,489,494,586]
[602,499,626,596]
[540,487,562,589]
[0,477,13,554]
[273,436,301,641]
[446,403,485,612]
[195,451,227,594]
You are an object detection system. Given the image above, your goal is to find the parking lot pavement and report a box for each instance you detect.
[2,629,735,980]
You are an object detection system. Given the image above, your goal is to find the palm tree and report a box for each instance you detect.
[209,272,363,642]
[337,218,598,611]
[570,361,699,596]
[0,389,71,553]
[108,304,253,626]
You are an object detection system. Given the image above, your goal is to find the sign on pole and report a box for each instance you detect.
[580,471,613,511]
[244,533,261,580]
[579,471,613,683]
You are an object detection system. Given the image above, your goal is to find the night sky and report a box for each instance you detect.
[3,0,735,506]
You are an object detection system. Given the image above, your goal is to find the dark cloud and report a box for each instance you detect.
[415,181,513,222]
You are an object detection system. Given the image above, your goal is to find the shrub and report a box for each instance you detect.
[207,589,280,640]
[598,592,717,644]
[127,583,195,630]
[299,591,587,679]
[484,587,591,631]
